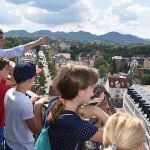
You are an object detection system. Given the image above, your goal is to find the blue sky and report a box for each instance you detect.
[1,0,150,38]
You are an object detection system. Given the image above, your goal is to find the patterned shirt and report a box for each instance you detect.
[48,110,98,150]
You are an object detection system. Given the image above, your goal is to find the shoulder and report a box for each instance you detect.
[57,112,97,131]
[5,88,14,95]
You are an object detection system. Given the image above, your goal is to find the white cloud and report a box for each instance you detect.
[1,0,150,38]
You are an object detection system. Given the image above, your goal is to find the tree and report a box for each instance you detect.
[141,74,150,85]
[48,62,57,79]
[94,56,105,69]
[37,70,47,87]
[38,61,43,68]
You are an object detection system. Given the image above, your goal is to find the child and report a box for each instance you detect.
[4,61,46,150]
[0,58,15,144]
[47,64,109,150]
[103,112,146,150]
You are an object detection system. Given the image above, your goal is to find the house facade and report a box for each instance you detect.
[105,75,132,107]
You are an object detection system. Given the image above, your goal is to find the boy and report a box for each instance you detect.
[4,61,46,150]
[0,58,15,144]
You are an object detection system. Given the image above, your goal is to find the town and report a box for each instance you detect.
[2,32,149,149]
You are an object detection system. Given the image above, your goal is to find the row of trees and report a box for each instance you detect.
[69,41,150,60]
[4,37,150,60]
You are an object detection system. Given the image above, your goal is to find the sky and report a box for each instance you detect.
[1,0,150,39]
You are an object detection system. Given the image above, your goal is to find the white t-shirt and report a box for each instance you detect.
[4,88,34,150]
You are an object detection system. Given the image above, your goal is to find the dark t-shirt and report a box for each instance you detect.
[48,110,98,150]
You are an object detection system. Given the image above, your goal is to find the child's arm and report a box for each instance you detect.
[89,130,104,143]
[78,106,109,125]
[24,36,47,52]
[25,98,47,134]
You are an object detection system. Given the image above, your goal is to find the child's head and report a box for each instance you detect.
[0,57,10,79]
[54,64,99,101]
[48,64,99,124]
[103,113,146,150]
[13,61,38,84]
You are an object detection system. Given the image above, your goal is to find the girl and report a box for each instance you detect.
[47,64,109,150]
[103,112,146,150]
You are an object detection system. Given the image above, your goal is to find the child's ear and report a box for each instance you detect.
[78,89,85,97]
[27,78,32,83]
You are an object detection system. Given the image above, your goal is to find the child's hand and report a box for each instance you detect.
[77,106,96,118]
[78,106,109,125]
[31,96,42,104]
[34,97,49,105]
[37,36,48,45]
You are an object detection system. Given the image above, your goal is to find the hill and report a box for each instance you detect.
[5,30,149,43]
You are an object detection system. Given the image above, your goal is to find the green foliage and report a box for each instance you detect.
[48,62,57,79]
[69,41,150,59]
[141,74,150,85]
[4,36,150,60]
[37,70,47,87]
[38,61,43,68]
[94,56,113,77]
[4,37,23,48]
[94,56,105,68]
[44,51,51,62]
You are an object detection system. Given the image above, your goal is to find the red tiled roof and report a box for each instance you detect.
[108,76,132,88]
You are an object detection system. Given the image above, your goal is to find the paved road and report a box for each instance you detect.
[43,63,52,94]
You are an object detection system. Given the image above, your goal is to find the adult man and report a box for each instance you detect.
[0,29,5,48]
[0,29,47,58]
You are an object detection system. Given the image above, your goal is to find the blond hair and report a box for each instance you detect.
[103,113,146,150]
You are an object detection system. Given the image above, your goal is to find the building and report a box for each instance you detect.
[131,57,145,66]
[105,75,132,107]
[52,53,71,70]
[88,85,115,115]
[143,58,150,69]
[130,59,139,68]
[123,84,150,149]
[79,53,95,67]
[20,50,37,64]
[112,56,127,72]
[133,68,150,78]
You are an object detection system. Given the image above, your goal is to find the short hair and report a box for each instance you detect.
[0,29,4,35]
[53,64,99,100]
[0,57,9,70]
[103,112,146,150]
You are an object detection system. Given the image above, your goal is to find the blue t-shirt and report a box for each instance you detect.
[48,110,98,150]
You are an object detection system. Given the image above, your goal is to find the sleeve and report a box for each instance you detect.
[0,45,24,58]
[20,101,34,120]
[75,120,98,142]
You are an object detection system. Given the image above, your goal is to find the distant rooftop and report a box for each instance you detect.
[107,75,132,88]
